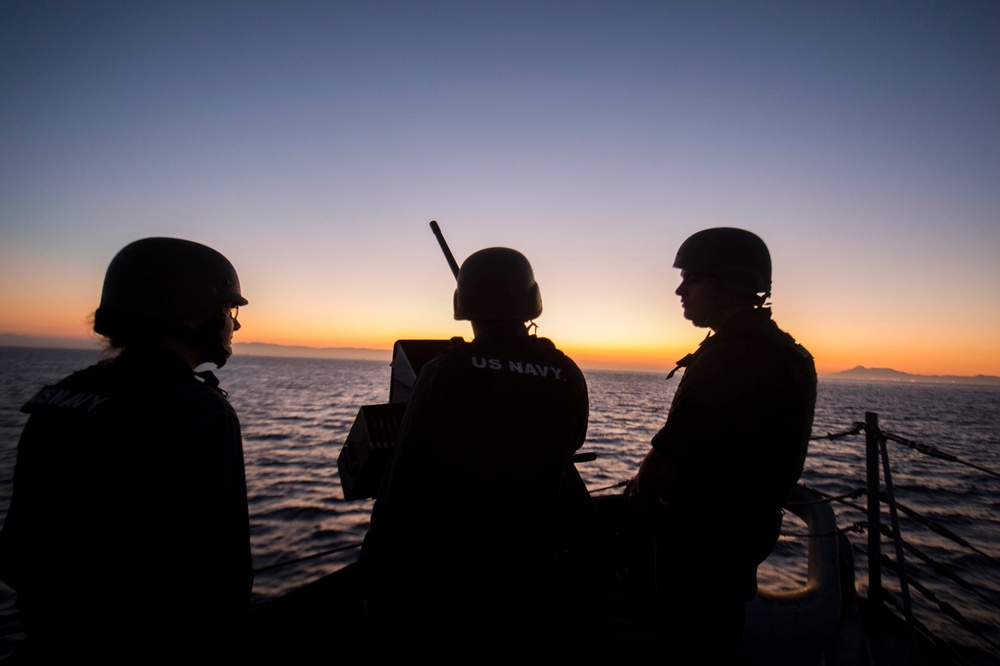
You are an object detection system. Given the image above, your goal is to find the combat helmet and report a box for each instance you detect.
[673,227,772,295]
[453,247,542,321]
[96,237,248,324]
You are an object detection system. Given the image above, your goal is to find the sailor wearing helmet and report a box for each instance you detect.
[359,247,595,661]
[0,237,253,662]
[626,228,817,660]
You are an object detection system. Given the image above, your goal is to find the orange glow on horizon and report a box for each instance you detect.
[2,317,998,378]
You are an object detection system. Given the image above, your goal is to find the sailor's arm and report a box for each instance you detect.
[626,446,679,508]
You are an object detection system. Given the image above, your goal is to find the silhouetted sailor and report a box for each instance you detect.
[625,228,817,659]
[0,237,252,663]
[359,247,593,662]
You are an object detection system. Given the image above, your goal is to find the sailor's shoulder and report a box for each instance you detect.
[532,336,557,350]
[20,362,117,415]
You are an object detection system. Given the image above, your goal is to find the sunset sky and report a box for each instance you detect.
[2,1,998,376]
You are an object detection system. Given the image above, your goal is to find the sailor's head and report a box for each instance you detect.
[672,227,771,329]
[93,237,248,368]
[453,247,542,323]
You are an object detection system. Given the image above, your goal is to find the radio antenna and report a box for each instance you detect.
[429,220,460,280]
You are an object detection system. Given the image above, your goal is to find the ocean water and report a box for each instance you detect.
[0,346,997,661]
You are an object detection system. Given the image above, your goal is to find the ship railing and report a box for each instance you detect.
[809,411,1000,664]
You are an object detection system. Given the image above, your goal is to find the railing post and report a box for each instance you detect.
[865,411,882,609]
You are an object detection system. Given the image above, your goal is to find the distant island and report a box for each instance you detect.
[826,365,1000,386]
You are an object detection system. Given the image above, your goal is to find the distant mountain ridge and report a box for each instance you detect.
[827,365,1000,386]
[233,341,391,362]
[3,335,998,384]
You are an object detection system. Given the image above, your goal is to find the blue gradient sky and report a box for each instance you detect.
[2,1,998,375]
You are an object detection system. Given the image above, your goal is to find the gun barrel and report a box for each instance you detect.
[429,220,461,279]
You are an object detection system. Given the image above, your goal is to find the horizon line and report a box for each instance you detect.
[2,335,998,383]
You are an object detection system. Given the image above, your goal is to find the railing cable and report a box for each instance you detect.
[881,554,1000,654]
[877,526,1000,613]
[789,486,866,506]
[879,587,976,666]
[882,495,997,563]
[253,541,361,575]
[880,430,1000,480]
[588,480,629,494]
[809,422,865,441]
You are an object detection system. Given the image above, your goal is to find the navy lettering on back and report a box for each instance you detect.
[470,357,563,380]
[24,386,112,414]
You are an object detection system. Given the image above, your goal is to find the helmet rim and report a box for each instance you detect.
[97,237,247,324]
[673,227,771,295]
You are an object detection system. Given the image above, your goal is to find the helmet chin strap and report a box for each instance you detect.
[704,287,761,330]
[698,293,729,330]
[174,312,230,368]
